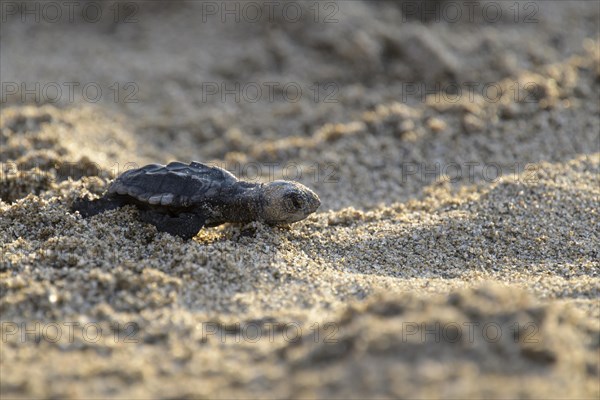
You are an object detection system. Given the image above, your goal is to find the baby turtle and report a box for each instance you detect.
[72,161,320,239]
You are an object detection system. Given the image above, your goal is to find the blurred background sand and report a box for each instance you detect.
[1,1,599,398]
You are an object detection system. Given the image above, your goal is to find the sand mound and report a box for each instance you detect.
[1,285,597,398]
[284,286,599,399]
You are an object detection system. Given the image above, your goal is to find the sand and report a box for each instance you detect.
[1,1,599,398]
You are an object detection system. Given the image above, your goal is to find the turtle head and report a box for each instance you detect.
[259,180,320,225]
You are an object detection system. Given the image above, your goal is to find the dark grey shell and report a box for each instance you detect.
[108,161,238,207]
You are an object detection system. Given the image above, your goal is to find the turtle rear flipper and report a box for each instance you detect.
[139,210,205,239]
[71,195,126,217]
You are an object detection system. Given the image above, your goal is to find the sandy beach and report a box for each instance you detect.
[1,1,599,398]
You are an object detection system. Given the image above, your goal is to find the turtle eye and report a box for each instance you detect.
[286,193,303,210]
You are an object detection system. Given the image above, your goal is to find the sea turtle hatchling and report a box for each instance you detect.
[72,161,321,239]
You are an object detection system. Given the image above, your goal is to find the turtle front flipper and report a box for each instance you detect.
[139,210,205,240]
[72,195,126,217]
